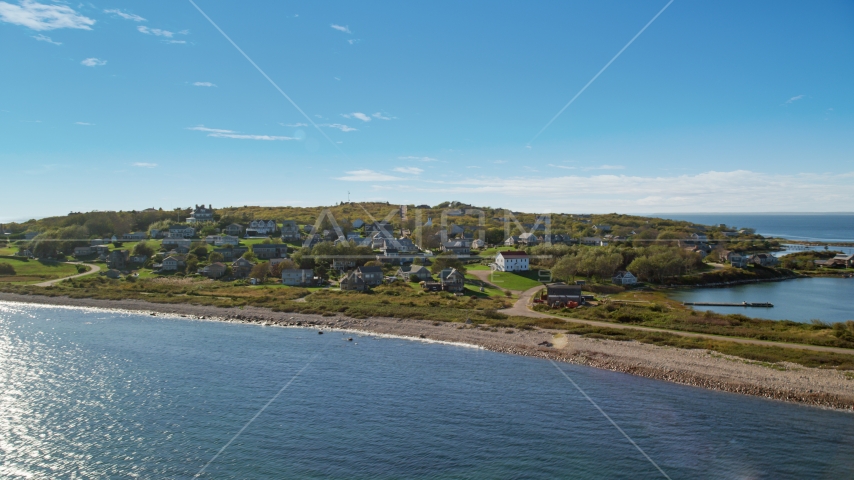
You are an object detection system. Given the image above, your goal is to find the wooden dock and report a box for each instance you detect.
[683,301,773,308]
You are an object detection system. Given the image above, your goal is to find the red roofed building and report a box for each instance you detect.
[494,250,529,272]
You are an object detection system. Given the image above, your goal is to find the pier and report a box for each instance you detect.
[684,301,773,308]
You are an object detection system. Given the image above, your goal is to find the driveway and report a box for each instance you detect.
[35,262,101,287]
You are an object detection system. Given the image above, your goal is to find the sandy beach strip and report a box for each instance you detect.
[1,292,852,411]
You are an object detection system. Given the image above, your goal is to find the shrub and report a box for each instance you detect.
[0,263,16,275]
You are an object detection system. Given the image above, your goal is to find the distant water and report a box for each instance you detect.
[651,214,854,242]
[774,244,854,257]
[2,302,854,479]
[669,277,854,323]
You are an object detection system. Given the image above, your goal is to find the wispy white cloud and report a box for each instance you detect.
[393,167,423,175]
[193,81,216,87]
[32,33,60,44]
[0,0,95,31]
[372,112,393,120]
[335,169,402,182]
[103,8,145,22]
[548,163,576,170]
[165,40,186,44]
[399,156,439,162]
[80,57,106,67]
[785,95,805,104]
[132,162,157,168]
[281,122,307,127]
[74,121,93,125]
[582,164,624,171]
[137,25,174,37]
[187,125,294,141]
[330,24,350,33]
[187,125,234,133]
[341,112,371,122]
[347,39,360,45]
[209,133,293,140]
[494,160,507,164]
[321,123,357,132]
[408,170,854,212]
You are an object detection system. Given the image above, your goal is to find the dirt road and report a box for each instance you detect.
[35,262,100,287]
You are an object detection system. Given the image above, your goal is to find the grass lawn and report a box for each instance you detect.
[136,269,161,279]
[0,258,81,284]
[480,270,546,291]
[467,264,492,271]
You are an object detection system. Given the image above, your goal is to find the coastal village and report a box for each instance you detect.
[3,202,849,309]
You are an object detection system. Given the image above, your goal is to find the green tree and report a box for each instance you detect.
[186,257,199,274]
[552,255,580,282]
[270,259,297,278]
[250,262,270,280]
[430,253,467,274]
[132,241,155,258]
[209,252,224,263]
[0,263,16,275]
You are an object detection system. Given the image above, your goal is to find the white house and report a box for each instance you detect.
[494,250,529,272]
[612,271,637,286]
[167,225,195,238]
[162,238,192,250]
[248,219,278,235]
[122,232,146,241]
[282,268,314,286]
[161,255,185,271]
[215,235,240,246]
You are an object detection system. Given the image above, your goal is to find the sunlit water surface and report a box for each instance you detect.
[1,302,853,479]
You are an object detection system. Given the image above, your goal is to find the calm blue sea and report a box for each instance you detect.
[669,277,854,323]
[651,214,854,242]
[1,302,853,479]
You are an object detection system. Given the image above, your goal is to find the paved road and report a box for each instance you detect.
[35,262,101,287]
[501,285,854,355]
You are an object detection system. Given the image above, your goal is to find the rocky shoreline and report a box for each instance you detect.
[1,292,852,411]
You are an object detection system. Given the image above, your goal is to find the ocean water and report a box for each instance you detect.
[774,244,854,257]
[668,277,854,323]
[2,302,854,479]
[651,214,854,242]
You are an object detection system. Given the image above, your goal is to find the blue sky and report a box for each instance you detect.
[1,0,852,221]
